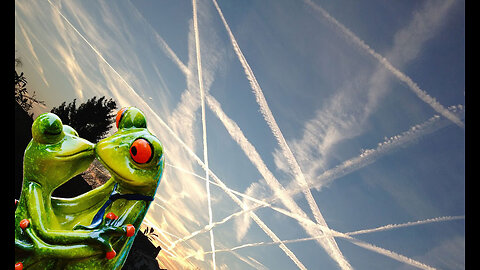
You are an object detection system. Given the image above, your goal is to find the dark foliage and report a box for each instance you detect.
[51,96,117,143]
[15,68,45,117]
[122,230,163,270]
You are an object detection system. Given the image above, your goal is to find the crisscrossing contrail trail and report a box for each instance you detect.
[211,0,351,268]
[192,0,216,268]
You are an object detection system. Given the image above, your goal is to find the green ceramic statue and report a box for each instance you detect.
[15,107,165,270]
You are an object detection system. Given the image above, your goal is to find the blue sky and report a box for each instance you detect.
[15,0,465,269]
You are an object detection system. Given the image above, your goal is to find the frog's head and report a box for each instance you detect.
[24,113,95,191]
[95,107,165,196]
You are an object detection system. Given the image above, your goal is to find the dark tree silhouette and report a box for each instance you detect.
[51,96,117,143]
[15,58,45,117]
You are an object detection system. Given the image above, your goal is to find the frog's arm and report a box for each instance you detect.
[51,178,116,215]
[26,181,123,247]
[23,226,102,259]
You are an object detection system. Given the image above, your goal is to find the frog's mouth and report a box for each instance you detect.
[55,147,94,161]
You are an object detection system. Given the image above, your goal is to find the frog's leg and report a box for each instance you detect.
[25,181,124,247]
[24,226,102,259]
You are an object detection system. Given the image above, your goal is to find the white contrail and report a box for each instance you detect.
[157,88,307,268]
[210,1,351,268]
[152,33,190,76]
[193,215,464,250]
[196,232,437,270]
[347,215,465,236]
[192,0,216,268]
[309,106,464,191]
[48,2,306,268]
[343,235,436,270]
[302,0,463,129]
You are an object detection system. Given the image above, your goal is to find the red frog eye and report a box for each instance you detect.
[130,138,153,164]
[116,107,128,128]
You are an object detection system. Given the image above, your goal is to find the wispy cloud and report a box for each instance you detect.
[285,105,463,193]
[234,181,263,241]
[15,18,49,88]
[275,0,463,200]
[303,0,463,128]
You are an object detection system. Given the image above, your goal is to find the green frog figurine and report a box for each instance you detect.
[15,107,165,270]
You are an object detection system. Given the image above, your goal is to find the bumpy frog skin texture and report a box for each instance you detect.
[15,108,165,270]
